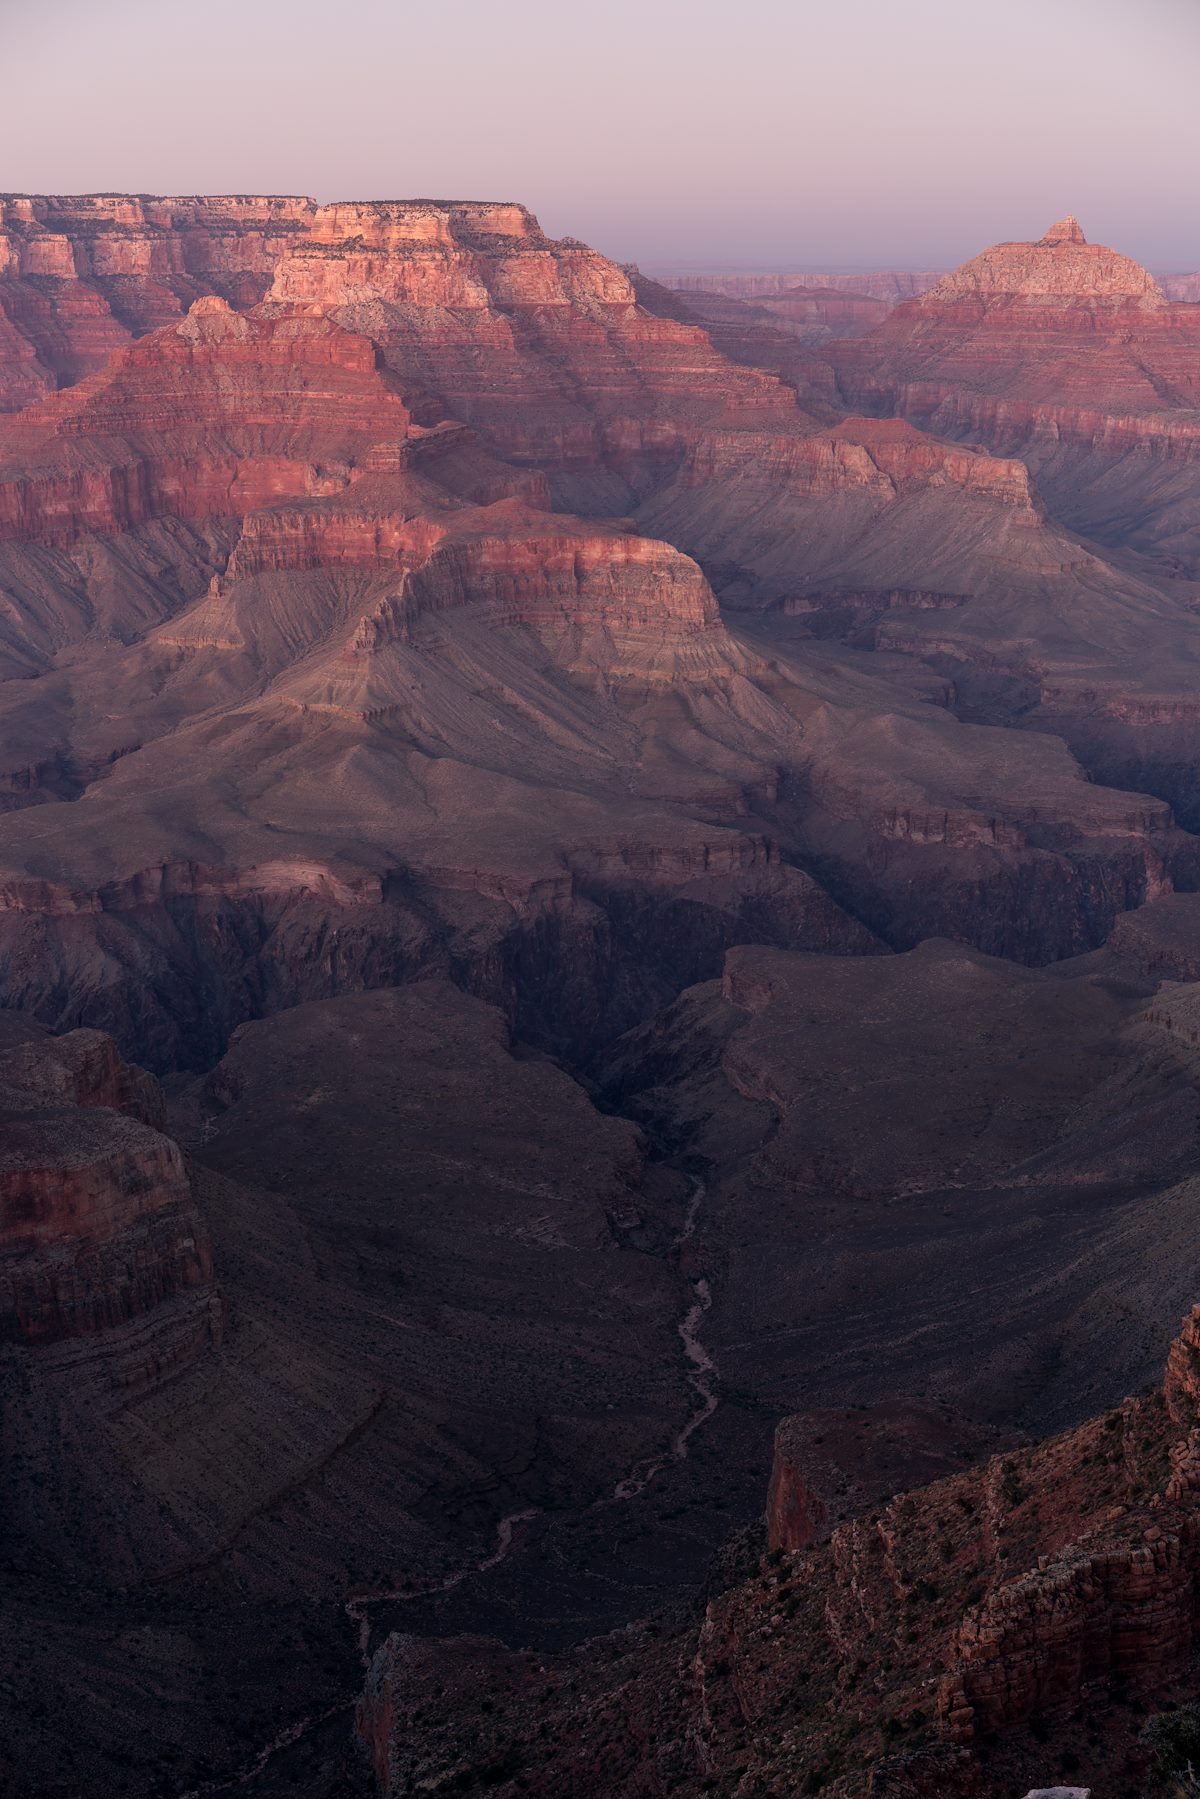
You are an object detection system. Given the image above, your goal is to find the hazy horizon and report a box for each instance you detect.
[3,0,1198,271]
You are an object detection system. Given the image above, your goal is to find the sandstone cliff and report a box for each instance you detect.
[0,198,1196,1058]
[0,264,889,1069]
[0,194,799,501]
[0,297,413,549]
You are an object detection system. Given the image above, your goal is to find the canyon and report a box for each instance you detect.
[357,1303,1200,1798]
[3,193,1200,1797]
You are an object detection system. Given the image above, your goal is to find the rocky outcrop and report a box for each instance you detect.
[0,298,413,547]
[934,1309,1200,1745]
[821,218,1200,574]
[356,1308,1200,1799]
[637,410,1083,616]
[0,194,798,497]
[0,1023,162,1123]
[923,215,1161,301]
[824,215,1197,446]
[940,1526,1200,1743]
[829,217,1178,429]
[0,1113,210,1342]
[818,1306,1200,1764]
[0,193,317,404]
[767,1402,1005,1553]
[678,416,1041,507]
[0,1026,216,1345]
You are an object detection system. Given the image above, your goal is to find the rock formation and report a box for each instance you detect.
[639,230,1200,839]
[0,269,882,1067]
[0,298,414,549]
[0,1021,215,1346]
[358,1306,1200,1798]
[0,984,698,1796]
[0,194,798,506]
[639,403,1200,785]
[821,218,1200,575]
[767,1402,1006,1553]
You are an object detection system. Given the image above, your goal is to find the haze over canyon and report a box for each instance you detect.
[5,180,1200,1799]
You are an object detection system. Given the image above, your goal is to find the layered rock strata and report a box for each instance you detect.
[0,194,798,499]
[357,1307,1200,1798]
[822,218,1200,574]
[0,1023,215,1344]
[0,983,697,1797]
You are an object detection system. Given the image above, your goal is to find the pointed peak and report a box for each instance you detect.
[1039,215,1087,246]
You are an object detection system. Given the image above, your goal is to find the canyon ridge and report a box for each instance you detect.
[3,195,1200,1799]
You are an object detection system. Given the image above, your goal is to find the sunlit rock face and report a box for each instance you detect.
[0,194,798,500]
[821,217,1200,578]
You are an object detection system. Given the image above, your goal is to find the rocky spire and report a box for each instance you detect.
[1039,215,1087,245]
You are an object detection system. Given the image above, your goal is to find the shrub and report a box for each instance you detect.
[1143,1704,1200,1795]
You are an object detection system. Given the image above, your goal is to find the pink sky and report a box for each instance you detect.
[2,0,1197,270]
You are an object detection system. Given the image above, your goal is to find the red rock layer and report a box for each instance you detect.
[637,406,1108,627]
[937,1306,1200,1743]
[0,298,412,547]
[0,195,798,489]
[394,516,723,649]
[679,416,1040,506]
[0,235,882,1072]
[0,1025,163,1124]
[0,1029,216,1344]
[0,277,131,410]
[268,206,796,478]
[767,1402,1006,1553]
[826,218,1200,462]
[0,193,310,402]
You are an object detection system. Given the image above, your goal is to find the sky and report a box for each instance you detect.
[1,0,1198,272]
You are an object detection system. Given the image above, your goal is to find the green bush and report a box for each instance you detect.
[1143,1704,1200,1795]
